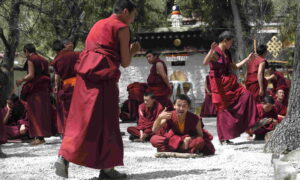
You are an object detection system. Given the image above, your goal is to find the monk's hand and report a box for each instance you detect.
[210,42,218,50]
[267,118,273,124]
[158,108,172,120]
[139,130,144,140]
[16,79,23,87]
[130,41,141,55]
[19,124,27,135]
[258,88,264,96]
[272,119,278,127]
[183,136,191,150]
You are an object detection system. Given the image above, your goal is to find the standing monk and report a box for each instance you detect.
[16,44,53,145]
[200,75,217,117]
[150,94,215,155]
[245,44,268,102]
[203,31,258,144]
[146,50,173,110]
[55,0,140,179]
[52,40,80,134]
[127,92,164,142]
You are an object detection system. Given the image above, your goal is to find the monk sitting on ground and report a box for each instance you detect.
[127,92,164,142]
[253,96,280,140]
[150,94,215,155]
[274,89,287,122]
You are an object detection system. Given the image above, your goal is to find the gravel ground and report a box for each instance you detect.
[0,118,273,180]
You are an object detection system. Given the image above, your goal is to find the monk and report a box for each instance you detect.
[52,40,80,134]
[254,96,279,140]
[127,92,164,142]
[150,94,215,155]
[16,44,53,145]
[266,66,290,105]
[200,75,217,117]
[203,31,258,144]
[55,1,140,179]
[274,89,287,121]
[2,94,29,140]
[146,50,173,110]
[246,44,268,102]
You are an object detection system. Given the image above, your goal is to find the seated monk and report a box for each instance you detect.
[127,92,164,142]
[274,89,287,122]
[253,96,280,140]
[2,94,29,140]
[150,94,215,155]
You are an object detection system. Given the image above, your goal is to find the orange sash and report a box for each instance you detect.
[63,77,76,86]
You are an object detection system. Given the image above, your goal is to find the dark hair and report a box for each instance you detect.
[52,40,64,52]
[145,50,159,57]
[23,43,36,53]
[174,94,191,106]
[8,93,19,103]
[218,31,234,43]
[144,92,156,99]
[113,0,137,14]
[262,96,275,104]
[257,44,268,55]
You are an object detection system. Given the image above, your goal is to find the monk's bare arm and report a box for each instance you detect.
[156,62,171,90]
[54,74,61,94]
[234,53,255,69]
[203,42,218,65]
[152,109,171,133]
[3,108,12,124]
[265,74,276,81]
[23,61,35,82]
[119,27,140,68]
[196,121,203,137]
[257,62,266,94]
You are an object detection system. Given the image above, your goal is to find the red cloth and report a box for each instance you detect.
[147,59,173,110]
[150,111,215,155]
[209,47,259,141]
[254,104,279,136]
[127,82,148,102]
[54,94,65,134]
[245,56,268,102]
[200,76,217,117]
[270,71,290,105]
[59,14,127,169]
[127,101,164,138]
[21,54,53,138]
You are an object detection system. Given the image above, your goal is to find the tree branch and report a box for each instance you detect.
[0,27,11,51]
[20,1,51,16]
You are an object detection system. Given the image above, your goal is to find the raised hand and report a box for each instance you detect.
[210,42,218,50]
[158,108,172,120]
[130,41,141,55]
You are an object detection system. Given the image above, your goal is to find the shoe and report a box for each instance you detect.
[99,168,127,179]
[220,140,234,145]
[54,156,69,178]
[30,138,45,146]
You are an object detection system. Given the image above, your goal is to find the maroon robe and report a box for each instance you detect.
[245,56,268,102]
[127,101,164,139]
[200,76,217,117]
[0,107,7,144]
[147,59,173,110]
[270,71,290,105]
[21,54,53,138]
[52,50,80,133]
[59,14,127,169]
[274,100,287,122]
[254,104,279,136]
[150,111,215,155]
[209,47,258,141]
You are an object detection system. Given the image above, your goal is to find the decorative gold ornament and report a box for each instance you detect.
[173,39,182,47]
[267,36,282,58]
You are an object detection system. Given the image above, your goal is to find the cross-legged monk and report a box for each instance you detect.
[2,94,29,140]
[150,94,215,155]
[266,66,290,105]
[200,75,217,117]
[253,96,279,140]
[146,50,173,110]
[52,40,80,134]
[16,44,53,145]
[127,92,164,142]
[246,44,268,102]
[203,31,259,144]
[55,1,140,179]
[274,89,287,122]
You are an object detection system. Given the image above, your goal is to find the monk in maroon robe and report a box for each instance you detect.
[150,94,215,155]
[254,96,279,140]
[2,94,29,140]
[55,1,140,179]
[146,50,173,110]
[246,44,268,102]
[127,92,164,142]
[266,66,290,105]
[200,76,217,117]
[274,89,287,122]
[16,44,53,145]
[203,31,258,144]
[52,40,80,134]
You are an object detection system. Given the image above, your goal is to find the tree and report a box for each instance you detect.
[264,3,300,153]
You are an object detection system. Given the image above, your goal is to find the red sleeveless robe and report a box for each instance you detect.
[59,14,127,169]
[200,76,217,117]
